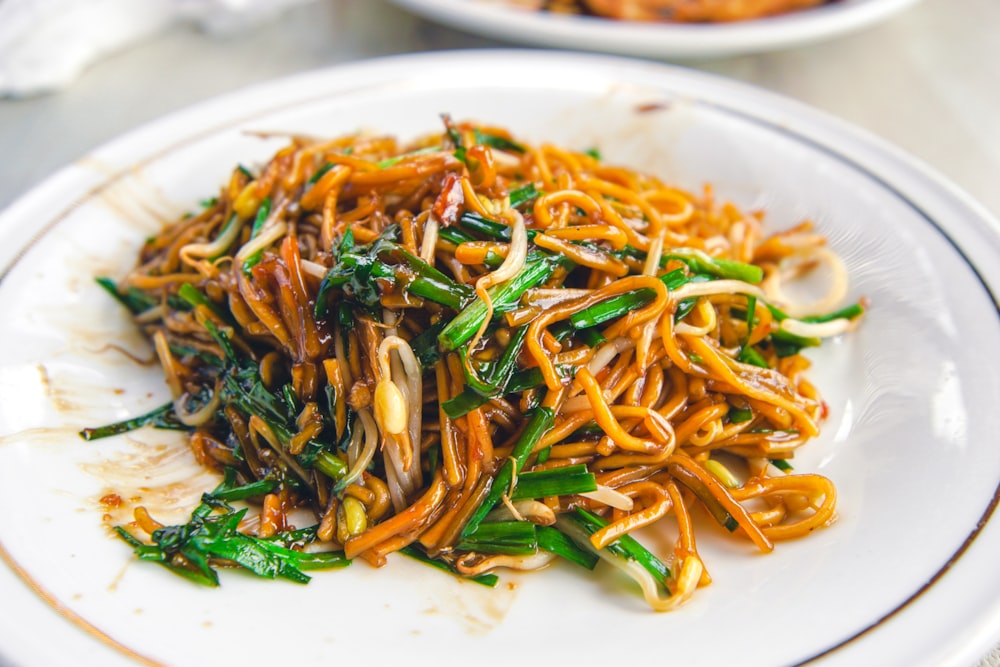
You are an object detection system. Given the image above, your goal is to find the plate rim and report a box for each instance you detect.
[388,0,925,58]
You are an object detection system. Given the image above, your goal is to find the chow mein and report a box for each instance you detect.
[85,115,862,610]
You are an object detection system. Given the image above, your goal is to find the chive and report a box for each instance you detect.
[570,268,689,330]
[737,345,769,368]
[665,249,763,284]
[569,508,670,582]
[458,348,499,396]
[375,145,442,169]
[460,408,555,539]
[576,327,607,348]
[458,211,539,242]
[584,147,602,161]
[535,446,552,464]
[571,288,656,329]
[409,320,447,367]
[241,197,272,274]
[437,226,476,246]
[770,458,794,472]
[439,256,557,350]
[508,183,540,209]
[281,548,350,571]
[95,276,157,315]
[315,451,348,481]
[510,464,597,500]
[488,325,529,388]
[442,390,490,419]
[79,401,188,440]
[212,477,277,502]
[728,407,754,424]
[473,129,526,154]
[178,283,230,323]
[770,329,821,357]
[400,545,498,587]
[315,234,474,316]
[536,525,599,570]
[307,162,335,185]
[800,301,865,323]
[383,243,475,309]
[445,120,466,163]
[117,471,350,586]
[458,521,538,556]
[237,165,254,180]
[442,363,571,420]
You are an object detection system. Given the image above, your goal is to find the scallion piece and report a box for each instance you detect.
[457,521,538,556]
[439,256,557,350]
[400,545,498,587]
[508,183,540,209]
[536,525,599,569]
[665,248,763,284]
[241,197,273,274]
[800,301,866,323]
[568,508,671,582]
[460,407,555,539]
[770,458,794,472]
[79,401,188,440]
[95,276,157,315]
[510,464,597,500]
[728,407,754,424]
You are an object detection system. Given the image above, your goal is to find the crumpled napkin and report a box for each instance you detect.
[0,0,312,98]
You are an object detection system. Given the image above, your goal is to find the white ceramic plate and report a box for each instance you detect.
[390,0,923,58]
[1,50,999,667]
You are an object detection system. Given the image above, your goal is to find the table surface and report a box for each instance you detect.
[0,0,997,665]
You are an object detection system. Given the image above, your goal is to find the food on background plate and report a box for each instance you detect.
[538,0,831,22]
[85,115,862,610]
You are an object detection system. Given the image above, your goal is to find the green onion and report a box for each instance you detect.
[241,197,272,274]
[568,508,670,582]
[400,545,498,587]
[307,162,335,185]
[79,401,188,440]
[177,283,231,323]
[665,248,763,284]
[800,301,865,323]
[457,521,538,556]
[474,129,526,154]
[737,345,769,368]
[439,256,558,351]
[95,276,157,315]
[314,451,347,481]
[460,408,556,539]
[569,268,689,330]
[212,477,277,502]
[770,458,794,472]
[375,145,442,169]
[510,464,597,500]
[508,183,540,209]
[728,407,754,424]
[536,525,599,569]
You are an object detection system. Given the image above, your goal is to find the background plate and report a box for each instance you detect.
[0,50,999,667]
[389,0,923,58]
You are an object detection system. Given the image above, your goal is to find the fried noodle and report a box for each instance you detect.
[97,116,863,608]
